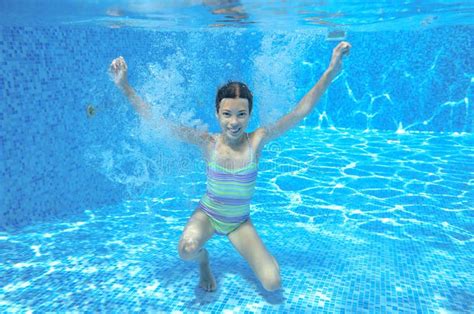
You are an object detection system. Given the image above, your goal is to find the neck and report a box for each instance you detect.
[221,133,245,148]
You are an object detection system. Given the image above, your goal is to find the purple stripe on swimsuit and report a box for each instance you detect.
[199,201,250,223]
[207,168,257,182]
[206,191,252,205]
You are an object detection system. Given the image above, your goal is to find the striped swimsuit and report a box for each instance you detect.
[199,134,258,236]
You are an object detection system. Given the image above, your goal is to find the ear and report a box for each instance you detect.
[215,111,219,120]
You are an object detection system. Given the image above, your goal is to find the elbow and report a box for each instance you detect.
[138,107,153,121]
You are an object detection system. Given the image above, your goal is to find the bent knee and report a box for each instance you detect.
[178,237,200,260]
[261,273,281,292]
[260,266,281,292]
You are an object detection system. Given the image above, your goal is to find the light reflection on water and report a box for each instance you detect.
[1,1,473,30]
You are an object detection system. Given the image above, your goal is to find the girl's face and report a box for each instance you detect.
[216,98,250,141]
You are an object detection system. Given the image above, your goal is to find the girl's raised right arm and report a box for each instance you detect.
[110,56,210,149]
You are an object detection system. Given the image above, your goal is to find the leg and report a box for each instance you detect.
[177,208,216,291]
[227,218,281,292]
[178,208,215,260]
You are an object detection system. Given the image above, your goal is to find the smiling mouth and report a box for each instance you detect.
[228,127,241,135]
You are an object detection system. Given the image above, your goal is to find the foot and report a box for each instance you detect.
[198,248,216,292]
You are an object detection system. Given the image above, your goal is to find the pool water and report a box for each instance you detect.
[1,127,472,312]
[1,0,474,312]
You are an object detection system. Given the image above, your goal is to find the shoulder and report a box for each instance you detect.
[250,127,268,140]
[196,132,215,145]
[248,128,268,157]
[249,127,270,146]
[207,133,218,144]
[201,133,217,160]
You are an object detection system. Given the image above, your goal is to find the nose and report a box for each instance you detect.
[229,116,239,126]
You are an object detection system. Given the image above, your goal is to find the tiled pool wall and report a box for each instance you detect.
[319,26,473,133]
[0,26,472,231]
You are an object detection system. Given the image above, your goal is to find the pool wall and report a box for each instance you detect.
[0,26,472,231]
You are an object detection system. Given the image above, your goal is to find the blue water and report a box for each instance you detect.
[1,1,473,313]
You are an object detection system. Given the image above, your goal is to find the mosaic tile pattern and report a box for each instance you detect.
[1,127,472,312]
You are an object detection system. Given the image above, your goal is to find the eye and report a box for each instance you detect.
[238,112,247,117]
[223,112,231,117]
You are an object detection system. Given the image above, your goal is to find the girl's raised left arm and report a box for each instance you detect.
[257,41,351,146]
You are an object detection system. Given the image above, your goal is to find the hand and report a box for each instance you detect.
[109,56,128,87]
[326,41,351,78]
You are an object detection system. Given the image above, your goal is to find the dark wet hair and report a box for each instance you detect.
[215,81,253,114]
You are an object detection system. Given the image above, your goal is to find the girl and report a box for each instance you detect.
[110,41,351,292]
